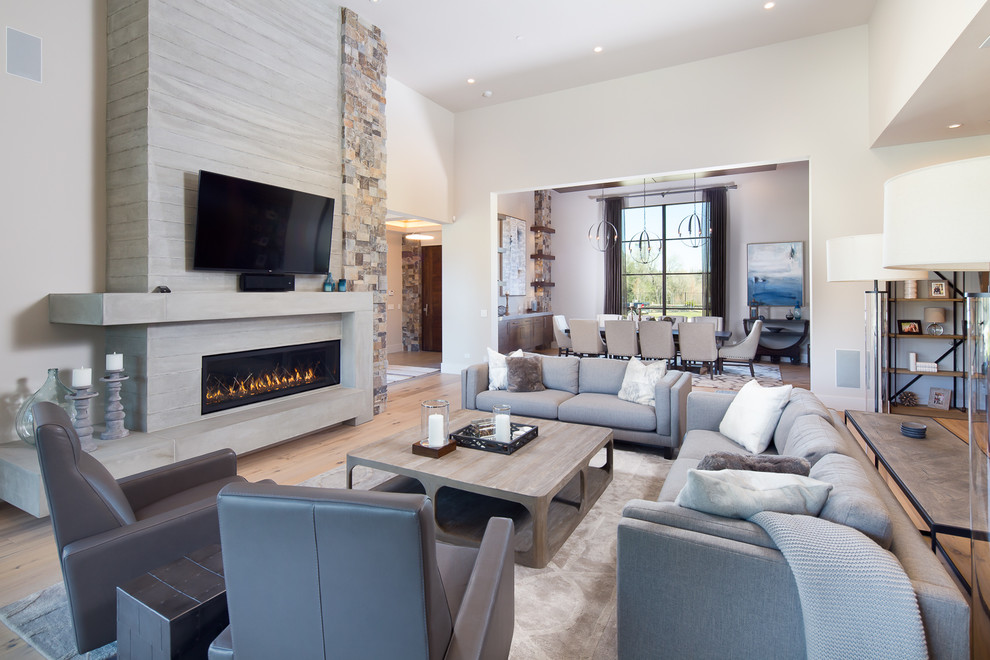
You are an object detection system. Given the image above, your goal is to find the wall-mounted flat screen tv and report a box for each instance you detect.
[193,170,334,275]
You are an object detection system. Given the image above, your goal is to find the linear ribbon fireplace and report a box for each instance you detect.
[202,340,341,414]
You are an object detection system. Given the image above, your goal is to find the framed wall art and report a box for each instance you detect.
[898,320,922,335]
[929,280,948,298]
[928,387,952,411]
[747,241,804,307]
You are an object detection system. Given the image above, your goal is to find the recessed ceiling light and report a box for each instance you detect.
[764,1,775,8]
[467,78,476,84]
[482,90,493,98]
[947,123,963,129]
[593,46,603,53]
[515,35,524,42]
[405,233,433,241]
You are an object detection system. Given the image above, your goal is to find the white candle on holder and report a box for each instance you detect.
[428,413,445,447]
[71,367,92,389]
[106,352,123,371]
[494,404,511,443]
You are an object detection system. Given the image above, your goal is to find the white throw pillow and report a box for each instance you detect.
[617,357,667,406]
[487,348,523,390]
[719,380,793,453]
[675,468,833,519]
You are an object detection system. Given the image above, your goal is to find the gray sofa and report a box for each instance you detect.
[617,389,970,659]
[461,356,692,454]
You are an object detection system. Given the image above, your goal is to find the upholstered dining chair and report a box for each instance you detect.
[718,319,763,376]
[639,320,676,364]
[677,321,719,378]
[661,315,687,329]
[570,319,607,357]
[604,320,639,359]
[207,484,515,660]
[596,313,622,328]
[553,314,572,356]
[33,401,248,654]
[687,315,724,331]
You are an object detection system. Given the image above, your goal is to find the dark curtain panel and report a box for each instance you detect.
[603,197,623,314]
[705,188,728,318]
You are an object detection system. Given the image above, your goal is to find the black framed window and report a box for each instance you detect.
[620,201,711,317]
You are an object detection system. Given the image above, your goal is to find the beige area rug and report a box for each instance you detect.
[2,447,670,660]
[691,362,782,390]
[304,447,671,659]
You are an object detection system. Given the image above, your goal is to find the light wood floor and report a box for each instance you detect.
[0,359,809,658]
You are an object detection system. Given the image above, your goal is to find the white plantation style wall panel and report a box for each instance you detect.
[106,0,342,293]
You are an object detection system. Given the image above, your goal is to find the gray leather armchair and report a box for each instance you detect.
[33,401,247,653]
[208,483,515,660]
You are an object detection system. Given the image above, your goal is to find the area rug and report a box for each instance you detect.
[2,447,670,660]
[691,362,782,390]
[386,364,440,384]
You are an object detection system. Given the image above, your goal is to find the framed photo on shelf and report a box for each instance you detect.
[928,387,952,411]
[898,320,922,335]
[930,280,948,298]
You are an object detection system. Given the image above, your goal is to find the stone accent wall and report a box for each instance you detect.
[340,8,388,413]
[533,190,553,312]
[401,238,422,351]
[106,0,342,293]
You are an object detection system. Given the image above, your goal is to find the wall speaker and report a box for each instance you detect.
[835,349,861,389]
[6,28,42,83]
[239,273,295,292]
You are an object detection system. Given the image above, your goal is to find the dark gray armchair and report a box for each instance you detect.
[33,401,247,653]
[208,483,515,660]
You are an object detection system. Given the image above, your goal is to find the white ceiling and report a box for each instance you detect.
[347,0,990,146]
[348,0,877,113]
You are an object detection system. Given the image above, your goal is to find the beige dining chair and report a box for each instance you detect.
[687,315,724,332]
[596,313,622,328]
[604,320,639,359]
[570,319,607,357]
[678,321,719,378]
[718,319,763,376]
[553,315,572,356]
[639,320,676,364]
[662,315,687,329]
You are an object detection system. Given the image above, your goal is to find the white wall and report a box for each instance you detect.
[442,26,990,411]
[868,0,985,144]
[385,77,455,223]
[0,2,107,441]
[385,231,404,353]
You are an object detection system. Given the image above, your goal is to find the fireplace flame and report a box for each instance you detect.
[204,364,322,406]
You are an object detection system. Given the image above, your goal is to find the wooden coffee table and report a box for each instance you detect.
[346,409,614,568]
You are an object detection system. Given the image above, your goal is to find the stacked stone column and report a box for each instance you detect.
[341,8,389,413]
[534,191,554,311]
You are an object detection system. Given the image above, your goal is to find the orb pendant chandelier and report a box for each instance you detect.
[589,186,617,252]
[628,179,661,265]
[678,172,707,248]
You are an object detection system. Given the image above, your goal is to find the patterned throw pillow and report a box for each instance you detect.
[617,357,667,406]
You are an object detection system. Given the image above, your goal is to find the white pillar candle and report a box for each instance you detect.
[495,413,511,443]
[428,413,445,447]
[72,367,92,388]
[106,352,123,371]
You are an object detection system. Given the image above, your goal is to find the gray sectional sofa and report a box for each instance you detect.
[461,356,691,454]
[617,389,970,659]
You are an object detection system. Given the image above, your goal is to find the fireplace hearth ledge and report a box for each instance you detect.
[0,292,375,518]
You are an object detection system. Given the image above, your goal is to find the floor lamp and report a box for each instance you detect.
[826,233,927,413]
[881,155,990,658]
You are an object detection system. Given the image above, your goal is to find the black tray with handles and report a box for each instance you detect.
[451,419,538,455]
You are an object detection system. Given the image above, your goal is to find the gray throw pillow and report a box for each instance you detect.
[506,356,546,392]
[697,451,811,476]
[810,453,894,549]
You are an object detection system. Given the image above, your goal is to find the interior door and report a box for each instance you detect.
[421,245,442,352]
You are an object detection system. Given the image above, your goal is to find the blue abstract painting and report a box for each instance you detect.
[747,241,804,307]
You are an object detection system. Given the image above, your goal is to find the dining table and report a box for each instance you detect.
[564,326,732,345]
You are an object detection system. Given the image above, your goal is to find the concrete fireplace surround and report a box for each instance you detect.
[0,291,373,517]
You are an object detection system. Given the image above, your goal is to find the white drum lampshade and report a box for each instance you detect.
[882,155,990,273]
[826,233,928,283]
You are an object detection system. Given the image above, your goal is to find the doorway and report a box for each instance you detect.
[421,245,442,352]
